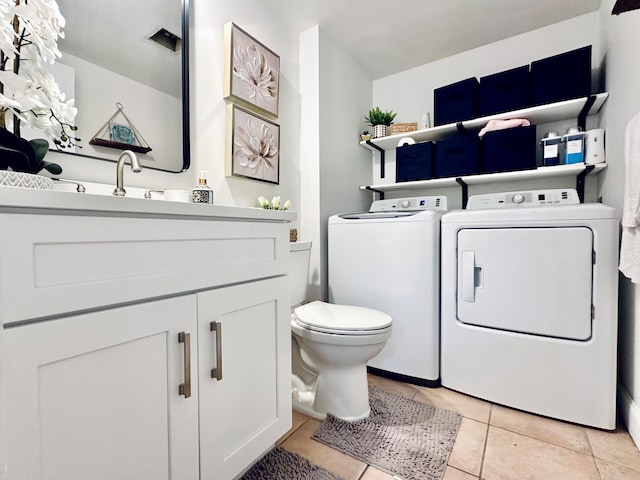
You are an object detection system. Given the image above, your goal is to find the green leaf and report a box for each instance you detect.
[29,139,50,164]
[40,160,63,175]
[364,107,397,126]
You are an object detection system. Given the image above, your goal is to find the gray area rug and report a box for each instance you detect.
[241,446,344,480]
[312,386,462,480]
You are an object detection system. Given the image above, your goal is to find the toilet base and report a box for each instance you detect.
[292,395,371,422]
[291,363,372,422]
[291,392,326,421]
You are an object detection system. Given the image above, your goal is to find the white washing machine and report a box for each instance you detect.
[441,189,619,429]
[328,195,447,386]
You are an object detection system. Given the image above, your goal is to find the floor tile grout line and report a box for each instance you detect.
[592,455,604,480]
[477,405,492,480]
[584,425,640,475]
[278,416,312,445]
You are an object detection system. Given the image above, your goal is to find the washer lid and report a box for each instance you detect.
[294,301,392,333]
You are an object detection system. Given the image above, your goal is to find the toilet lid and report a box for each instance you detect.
[294,301,392,335]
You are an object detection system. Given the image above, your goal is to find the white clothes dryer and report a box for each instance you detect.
[328,195,447,386]
[440,189,619,429]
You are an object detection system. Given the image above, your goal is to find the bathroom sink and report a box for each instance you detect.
[1,185,297,222]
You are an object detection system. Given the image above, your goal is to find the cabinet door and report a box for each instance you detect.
[198,277,291,480]
[1,296,199,480]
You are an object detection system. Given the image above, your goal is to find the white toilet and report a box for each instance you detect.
[289,241,392,421]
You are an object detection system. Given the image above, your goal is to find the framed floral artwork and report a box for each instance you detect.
[224,22,280,118]
[226,104,280,184]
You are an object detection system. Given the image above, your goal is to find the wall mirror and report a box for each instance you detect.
[49,0,190,172]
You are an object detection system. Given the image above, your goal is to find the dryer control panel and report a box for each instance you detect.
[467,189,580,209]
[370,196,448,212]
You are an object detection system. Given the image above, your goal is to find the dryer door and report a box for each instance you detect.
[457,227,593,340]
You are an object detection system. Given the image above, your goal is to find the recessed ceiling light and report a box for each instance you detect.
[148,28,182,53]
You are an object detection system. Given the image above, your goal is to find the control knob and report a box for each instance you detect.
[512,194,525,204]
[401,200,411,209]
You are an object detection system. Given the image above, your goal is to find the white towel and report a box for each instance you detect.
[619,111,640,282]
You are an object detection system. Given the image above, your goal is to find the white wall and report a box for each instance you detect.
[374,13,601,128]
[299,27,322,300]
[299,26,373,301]
[598,0,640,448]
[45,53,182,173]
[43,0,302,212]
[370,6,640,449]
[371,13,602,209]
[190,0,301,210]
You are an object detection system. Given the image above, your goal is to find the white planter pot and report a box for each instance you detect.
[0,171,54,190]
[371,125,389,139]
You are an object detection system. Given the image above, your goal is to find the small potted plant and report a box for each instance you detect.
[360,130,371,142]
[364,107,397,139]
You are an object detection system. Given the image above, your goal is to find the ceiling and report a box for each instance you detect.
[54,0,603,97]
[263,0,603,79]
[57,0,182,98]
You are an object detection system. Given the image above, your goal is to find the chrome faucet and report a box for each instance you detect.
[144,189,165,199]
[113,150,142,196]
[52,178,86,193]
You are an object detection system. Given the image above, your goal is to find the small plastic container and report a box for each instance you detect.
[562,127,587,164]
[540,131,562,166]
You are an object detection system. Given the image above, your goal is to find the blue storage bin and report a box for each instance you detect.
[434,134,480,178]
[396,142,435,182]
[531,46,592,106]
[482,125,537,174]
[480,65,531,116]
[434,77,479,126]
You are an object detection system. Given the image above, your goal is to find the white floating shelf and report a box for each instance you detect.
[360,163,607,193]
[360,93,608,152]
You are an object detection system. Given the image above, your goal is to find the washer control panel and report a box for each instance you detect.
[370,196,448,212]
[466,189,580,209]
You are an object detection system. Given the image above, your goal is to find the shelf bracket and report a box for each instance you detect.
[576,164,595,203]
[456,177,469,209]
[577,94,597,131]
[366,140,386,179]
[364,186,385,200]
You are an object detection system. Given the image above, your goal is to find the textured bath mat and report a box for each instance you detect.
[240,446,345,480]
[312,386,462,480]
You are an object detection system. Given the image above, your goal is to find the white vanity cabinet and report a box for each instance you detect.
[198,277,290,479]
[2,296,201,480]
[0,192,294,480]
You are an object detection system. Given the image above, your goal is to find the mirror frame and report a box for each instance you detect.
[180,0,190,172]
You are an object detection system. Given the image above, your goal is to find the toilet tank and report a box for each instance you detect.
[289,241,311,307]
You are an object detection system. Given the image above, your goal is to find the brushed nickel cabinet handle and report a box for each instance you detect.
[210,321,223,381]
[178,332,191,398]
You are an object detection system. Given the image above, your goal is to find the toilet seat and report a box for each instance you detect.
[294,301,391,335]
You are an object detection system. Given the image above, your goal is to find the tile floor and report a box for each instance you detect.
[276,374,640,480]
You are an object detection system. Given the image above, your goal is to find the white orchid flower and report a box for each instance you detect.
[14,0,65,64]
[258,196,270,208]
[282,200,292,211]
[0,0,76,147]
[271,196,281,210]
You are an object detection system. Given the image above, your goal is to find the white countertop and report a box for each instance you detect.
[0,187,297,222]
